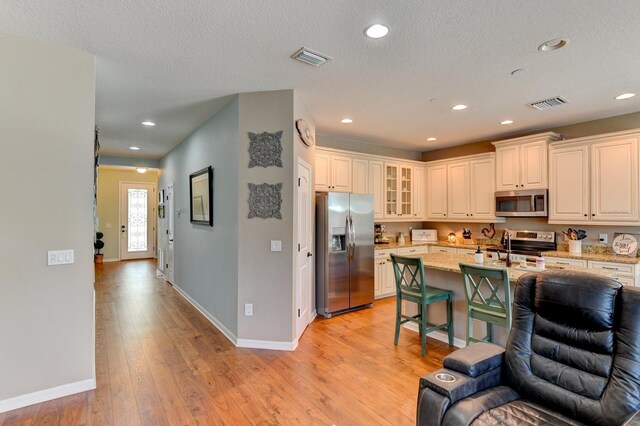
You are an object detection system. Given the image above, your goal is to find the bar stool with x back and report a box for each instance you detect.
[458,263,512,346]
[390,254,454,357]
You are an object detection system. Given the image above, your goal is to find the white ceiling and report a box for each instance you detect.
[1,1,640,159]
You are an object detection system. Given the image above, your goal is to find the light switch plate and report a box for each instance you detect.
[270,240,282,252]
[48,249,74,265]
[244,303,253,316]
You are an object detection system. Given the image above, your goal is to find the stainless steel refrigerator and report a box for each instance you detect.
[316,192,374,318]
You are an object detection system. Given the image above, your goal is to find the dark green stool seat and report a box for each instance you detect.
[459,263,512,346]
[390,254,454,357]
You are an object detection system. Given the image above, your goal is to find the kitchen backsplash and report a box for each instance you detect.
[418,217,640,250]
[375,221,423,242]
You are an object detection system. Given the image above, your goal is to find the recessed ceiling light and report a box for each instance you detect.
[364,24,389,39]
[141,121,156,126]
[500,120,514,125]
[538,38,568,52]
[136,168,148,174]
[341,118,353,124]
[615,93,636,100]
[452,104,468,111]
[129,146,140,150]
[427,137,437,141]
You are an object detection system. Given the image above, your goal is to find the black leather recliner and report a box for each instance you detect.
[417,270,640,426]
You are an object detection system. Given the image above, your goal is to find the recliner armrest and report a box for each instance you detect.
[443,342,504,377]
[420,365,501,405]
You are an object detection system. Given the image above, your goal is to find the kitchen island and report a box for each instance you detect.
[402,252,615,347]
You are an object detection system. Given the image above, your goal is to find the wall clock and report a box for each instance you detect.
[612,233,639,257]
[295,119,314,147]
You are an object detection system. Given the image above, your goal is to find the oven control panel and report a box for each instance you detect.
[506,230,555,242]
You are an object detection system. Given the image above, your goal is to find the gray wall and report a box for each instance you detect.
[237,90,296,342]
[0,34,96,403]
[160,96,240,336]
[317,133,423,161]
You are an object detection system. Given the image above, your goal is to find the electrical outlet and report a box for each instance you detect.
[599,234,608,244]
[244,303,253,316]
[270,240,282,252]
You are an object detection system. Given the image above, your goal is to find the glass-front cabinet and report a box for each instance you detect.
[385,163,413,218]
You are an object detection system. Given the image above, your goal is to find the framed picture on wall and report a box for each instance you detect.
[189,166,213,226]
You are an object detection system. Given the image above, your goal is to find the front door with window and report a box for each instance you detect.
[120,182,156,260]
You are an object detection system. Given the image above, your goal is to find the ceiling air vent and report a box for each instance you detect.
[527,96,569,110]
[291,47,331,67]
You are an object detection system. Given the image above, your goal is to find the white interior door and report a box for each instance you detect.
[296,159,313,339]
[119,182,156,260]
[166,184,175,284]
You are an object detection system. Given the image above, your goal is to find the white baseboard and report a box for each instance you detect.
[310,310,317,322]
[155,269,166,279]
[103,258,119,263]
[172,283,238,345]
[236,338,298,351]
[172,283,299,351]
[403,323,466,348]
[0,378,96,414]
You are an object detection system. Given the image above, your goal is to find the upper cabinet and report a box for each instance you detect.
[426,153,503,222]
[384,163,414,218]
[549,131,640,225]
[315,147,424,221]
[315,152,352,192]
[493,133,561,191]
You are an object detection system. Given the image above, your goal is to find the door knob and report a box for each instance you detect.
[307,252,313,257]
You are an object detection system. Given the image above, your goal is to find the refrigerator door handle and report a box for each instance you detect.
[349,215,356,263]
[345,215,351,262]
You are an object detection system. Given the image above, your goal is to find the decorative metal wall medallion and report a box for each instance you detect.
[248,183,283,219]
[248,131,283,168]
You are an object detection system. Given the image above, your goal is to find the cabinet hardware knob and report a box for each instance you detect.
[584,214,587,217]
[592,214,596,216]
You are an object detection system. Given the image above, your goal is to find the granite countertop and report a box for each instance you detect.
[542,250,640,265]
[417,252,616,284]
[375,240,498,251]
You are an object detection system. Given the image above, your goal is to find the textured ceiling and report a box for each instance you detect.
[1,1,639,159]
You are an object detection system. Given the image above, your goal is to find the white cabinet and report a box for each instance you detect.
[384,163,414,218]
[588,260,639,286]
[412,166,425,220]
[447,160,470,219]
[493,133,561,191]
[352,158,368,194]
[457,248,476,257]
[426,154,501,222]
[375,249,396,299]
[397,246,430,256]
[549,145,590,221]
[469,157,496,219]
[315,152,352,192]
[549,131,640,225]
[545,257,588,268]
[426,164,448,220]
[369,160,384,219]
[429,246,457,254]
[590,137,639,222]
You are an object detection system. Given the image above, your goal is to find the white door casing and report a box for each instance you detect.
[165,183,175,284]
[296,159,313,339]
[119,182,156,260]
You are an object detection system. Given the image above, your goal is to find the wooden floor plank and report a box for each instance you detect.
[0,259,454,424]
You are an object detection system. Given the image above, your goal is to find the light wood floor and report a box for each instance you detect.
[0,259,455,425]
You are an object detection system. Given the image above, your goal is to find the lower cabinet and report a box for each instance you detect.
[546,256,639,286]
[429,246,457,254]
[375,249,396,299]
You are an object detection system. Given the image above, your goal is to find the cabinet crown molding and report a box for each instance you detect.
[549,128,640,148]
[315,146,425,166]
[424,151,495,166]
[491,131,562,147]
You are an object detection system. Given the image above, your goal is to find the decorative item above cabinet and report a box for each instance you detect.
[492,132,561,191]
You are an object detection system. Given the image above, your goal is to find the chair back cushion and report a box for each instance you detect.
[505,271,640,425]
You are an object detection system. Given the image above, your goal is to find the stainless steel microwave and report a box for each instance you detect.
[495,189,548,217]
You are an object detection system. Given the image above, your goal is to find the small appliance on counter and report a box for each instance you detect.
[411,229,438,243]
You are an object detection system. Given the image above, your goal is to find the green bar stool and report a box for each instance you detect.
[390,254,454,357]
[458,263,512,346]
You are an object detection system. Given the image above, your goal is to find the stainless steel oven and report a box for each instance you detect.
[495,189,547,217]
